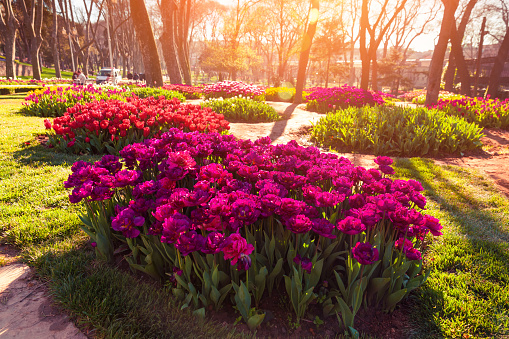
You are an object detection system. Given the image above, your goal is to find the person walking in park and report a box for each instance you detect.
[77,69,87,85]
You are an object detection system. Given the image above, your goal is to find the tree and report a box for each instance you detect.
[379,0,439,93]
[294,0,319,104]
[159,0,182,83]
[221,0,263,80]
[312,16,345,87]
[486,0,509,98]
[244,0,307,85]
[359,0,408,90]
[51,0,61,78]
[378,47,413,92]
[0,0,19,79]
[175,0,192,84]
[20,0,44,80]
[59,0,105,75]
[426,0,460,106]
[443,0,479,96]
[130,0,163,86]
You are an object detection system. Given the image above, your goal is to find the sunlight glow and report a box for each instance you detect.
[309,8,319,25]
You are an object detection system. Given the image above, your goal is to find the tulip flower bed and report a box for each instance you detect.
[203,81,265,101]
[201,97,279,122]
[22,84,129,117]
[265,87,309,102]
[66,129,442,333]
[411,90,461,104]
[398,89,426,101]
[306,85,386,113]
[162,84,203,100]
[428,96,509,129]
[44,97,230,154]
[310,106,483,156]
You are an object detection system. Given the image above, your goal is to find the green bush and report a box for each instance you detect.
[202,97,279,122]
[0,85,44,95]
[310,105,484,157]
[129,87,186,102]
[265,87,309,102]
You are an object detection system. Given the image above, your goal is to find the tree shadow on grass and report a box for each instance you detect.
[268,103,299,143]
[11,143,99,168]
[396,157,509,243]
[395,158,509,337]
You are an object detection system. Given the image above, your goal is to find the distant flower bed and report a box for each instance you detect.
[44,96,230,154]
[22,84,128,117]
[203,81,265,101]
[398,89,426,101]
[306,85,385,113]
[22,85,188,117]
[310,105,483,156]
[202,97,279,122]
[162,84,203,99]
[66,129,441,331]
[407,90,462,105]
[428,96,509,129]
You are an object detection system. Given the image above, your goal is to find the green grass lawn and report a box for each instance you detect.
[0,95,508,338]
[15,66,74,79]
[1,59,74,78]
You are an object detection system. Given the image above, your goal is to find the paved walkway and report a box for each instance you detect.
[0,259,86,339]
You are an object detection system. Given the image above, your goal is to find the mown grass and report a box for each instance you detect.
[0,97,248,338]
[393,158,509,338]
[0,96,508,338]
[15,66,74,79]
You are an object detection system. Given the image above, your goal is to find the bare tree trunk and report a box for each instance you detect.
[130,0,164,86]
[473,17,487,97]
[349,40,355,86]
[62,0,75,71]
[83,48,90,75]
[359,0,369,89]
[23,0,44,80]
[294,0,319,104]
[444,0,477,95]
[0,0,19,78]
[176,0,192,84]
[4,30,17,78]
[450,24,471,96]
[426,0,459,106]
[486,25,509,98]
[325,54,330,88]
[160,0,182,84]
[371,54,379,91]
[51,0,61,78]
[444,56,455,91]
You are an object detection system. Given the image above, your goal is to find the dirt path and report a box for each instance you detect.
[0,246,86,339]
[228,101,509,198]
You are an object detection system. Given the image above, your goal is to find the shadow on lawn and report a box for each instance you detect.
[268,103,299,142]
[12,143,99,168]
[396,157,509,243]
[394,158,509,338]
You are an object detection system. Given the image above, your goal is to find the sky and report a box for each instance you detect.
[80,0,439,53]
[212,0,439,52]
